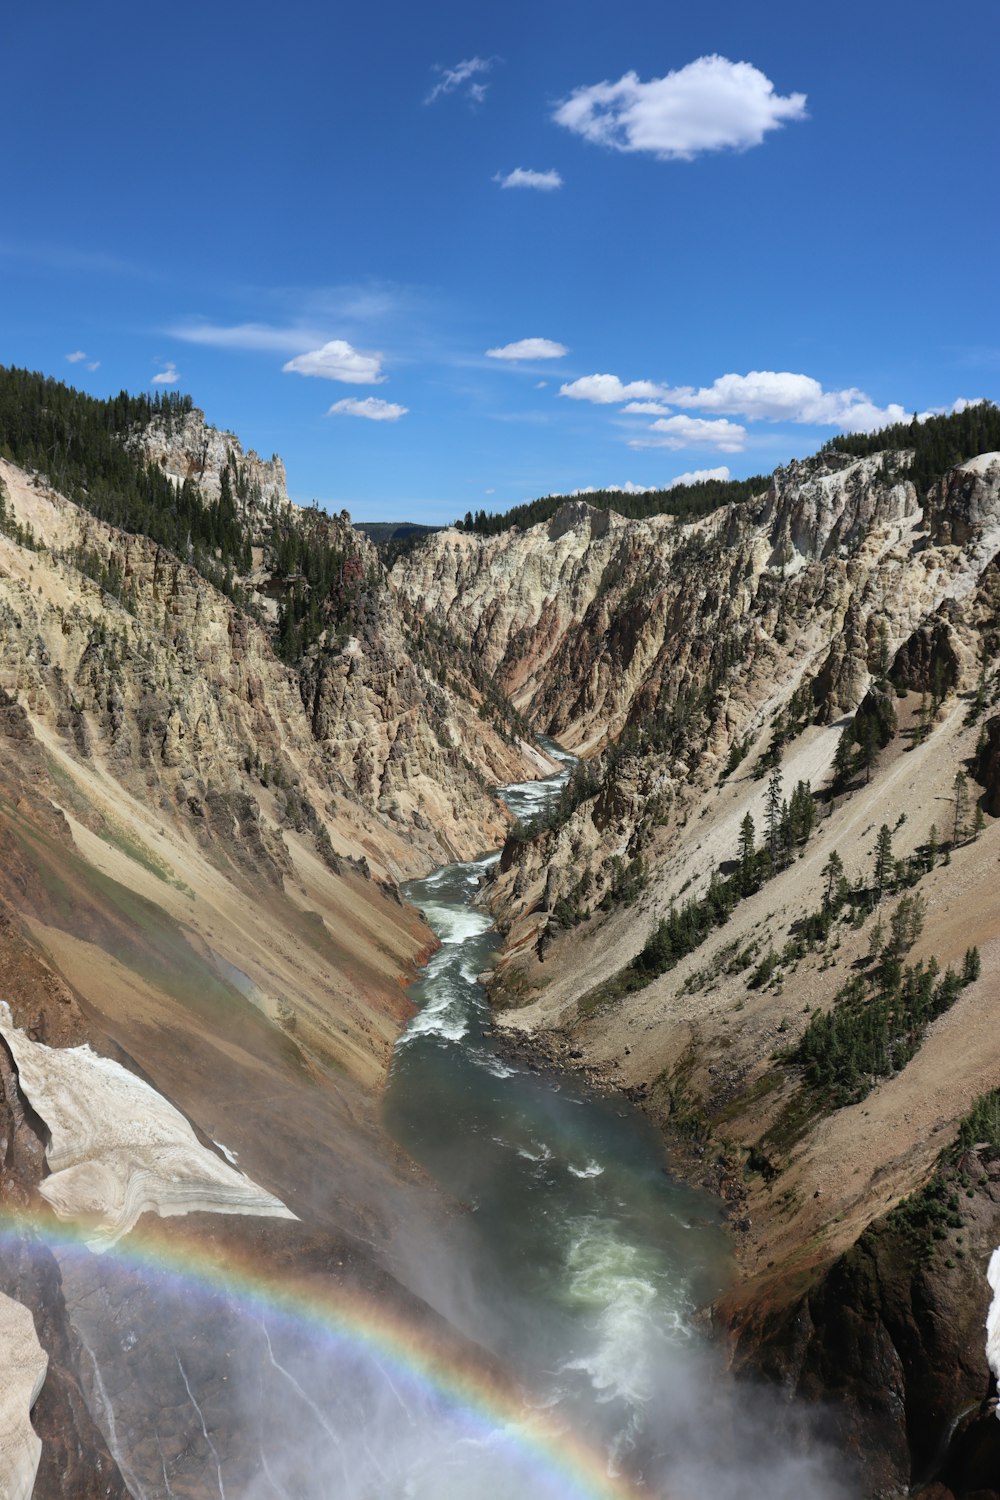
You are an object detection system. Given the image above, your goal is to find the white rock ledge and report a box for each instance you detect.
[0,1002,296,1249]
[0,1291,46,1500]
[987,1246,1000,1418]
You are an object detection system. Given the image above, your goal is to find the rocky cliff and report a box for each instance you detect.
[402,444,1000,1496]
[0,400,552,1495]
[3,379,1000,1496]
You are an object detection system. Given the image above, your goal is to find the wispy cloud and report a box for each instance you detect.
[65,350,87,363]
[629,415,747,452]
[328,397,407,421]
[493,167,563,191]
[560,373,669,404]
[487,338,568,361]
[170,320,325,354]
[151,362,180,386]
[425,56,494,106]
[0,238,154,280]
[554,55,807,161]
[86,360,101,371]
[283,340,385,384]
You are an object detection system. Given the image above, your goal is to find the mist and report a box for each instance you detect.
[51,1213,853,1500]
[38,759,855,1500]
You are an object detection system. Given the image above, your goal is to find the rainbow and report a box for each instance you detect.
[0,1208,655,1500]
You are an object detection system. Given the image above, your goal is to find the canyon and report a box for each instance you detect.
[0,385,998,1497]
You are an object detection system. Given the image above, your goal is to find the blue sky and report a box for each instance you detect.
[4,0,998,522]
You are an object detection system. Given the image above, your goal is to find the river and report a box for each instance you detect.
[384,742,733,1488]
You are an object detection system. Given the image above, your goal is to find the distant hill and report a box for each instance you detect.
[454,474,770,536]
[354,520,441,565]
[353,521,440,544]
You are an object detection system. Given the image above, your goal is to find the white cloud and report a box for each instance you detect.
[553,55,806,161]
[621,400,672,415]
[151,363,180,386]
[559,373,669,404]
[327,397,407,421]
[916,396,987,423]
[555,469,730,498]
[86,360,101,371]
[493,167,563,191]
[487,338,568,361]
[536,381,548,389]
[283,340,384,385]
[65,350,87,363]
[662,370,910,432]
[425,56,493,106]
[630,415,746,452]
[171,321,325,353]
[665,466,731,487]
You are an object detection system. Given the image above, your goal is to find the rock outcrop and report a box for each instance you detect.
[431,446,1000,1495]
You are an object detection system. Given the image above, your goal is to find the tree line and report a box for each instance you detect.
[0,366,249,581]
[455,473,768,536]
[823,400,1000,497]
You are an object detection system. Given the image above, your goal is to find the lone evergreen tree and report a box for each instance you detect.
[873,824,894,901]
[737,811,757,894]
[765,766,784,861]
[821,848,845,911]
[876,619,891,682]
[926,823,939,869]
[952,770,969,845]
[832,730,855,789]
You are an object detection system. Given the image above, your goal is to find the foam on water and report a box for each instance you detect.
[516,1142,553,1164]
[398,1005,469,1045]
[419,902,495,946]
[560,1218,688,1411]
[388,737,737,1486]
[475,1054,520,1080]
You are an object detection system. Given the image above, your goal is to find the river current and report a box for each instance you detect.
[384,742,732,1484]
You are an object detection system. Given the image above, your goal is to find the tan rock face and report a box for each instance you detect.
[413,451,999,946]
[0,455,542,881]
[427,452,1000,1361]
[393,452,931,751]
[132,406,289,521]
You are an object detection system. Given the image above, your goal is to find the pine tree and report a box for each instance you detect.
[765,766,784,861]
[832,730,855,788]
[972,649,988,722]
[821,848,845,911]
[737,811,757,894]
[876,620,891,682]
[952,770,969,845]
[915,691,930,745]
[873,824,894,900]
[926,823,939,870]
[858,716,879,784]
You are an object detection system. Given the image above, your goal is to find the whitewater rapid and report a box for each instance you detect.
[384,743,731,1478]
